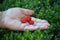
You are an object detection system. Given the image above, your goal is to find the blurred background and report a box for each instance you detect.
[0,0,60,40]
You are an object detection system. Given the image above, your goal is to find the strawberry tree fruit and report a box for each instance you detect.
[29,20,34,25]
[21,18,27,23]
[26,16,31,22]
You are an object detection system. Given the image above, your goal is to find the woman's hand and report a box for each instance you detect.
[1,7,50,31]
[1,8,34,31]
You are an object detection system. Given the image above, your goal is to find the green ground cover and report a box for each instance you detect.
[0,0,60,40]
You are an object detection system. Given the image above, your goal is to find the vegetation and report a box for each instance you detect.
[0,0,60,40]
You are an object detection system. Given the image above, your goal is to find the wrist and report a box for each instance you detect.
[0,11,4,28]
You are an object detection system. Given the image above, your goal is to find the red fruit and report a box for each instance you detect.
[26,16,31,21]
[29,20,34,25]
[21,18,27,23]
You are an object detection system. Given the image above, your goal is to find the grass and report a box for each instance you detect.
[0,0,60,40]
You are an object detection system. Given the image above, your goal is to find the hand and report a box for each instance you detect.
[1,8,50,31]
[1,8,34,31]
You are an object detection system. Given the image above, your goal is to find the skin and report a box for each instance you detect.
[0,7,50,31]
[0,7,34,31]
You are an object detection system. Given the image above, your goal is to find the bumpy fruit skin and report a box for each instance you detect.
[26,16,31,21]
[21,18,27,23]
[21,16,34,25]
[29,20,34,25]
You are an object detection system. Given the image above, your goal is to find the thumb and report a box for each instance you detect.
[22,9,34,16]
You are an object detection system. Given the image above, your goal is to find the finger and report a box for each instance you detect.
[35,21,50,30]
[36,23,49,30]
[5,8,34,19]
[31,17,50,30]
[24,25,39,31]
[5,8,26,19]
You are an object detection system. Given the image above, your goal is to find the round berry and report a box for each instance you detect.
[21,18,27,23]
[29,20,34,25]
[26,16,31,21]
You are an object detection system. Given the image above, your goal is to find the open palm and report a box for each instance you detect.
[2,8,50,31]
